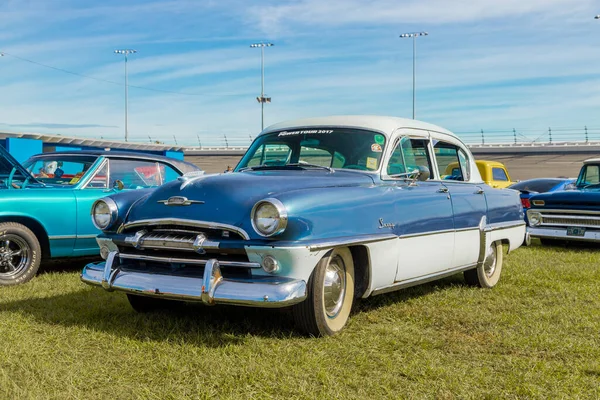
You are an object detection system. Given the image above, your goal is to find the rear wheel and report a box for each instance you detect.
[0,222,41,286]
[292,247,355,336]
[464,241,503,288]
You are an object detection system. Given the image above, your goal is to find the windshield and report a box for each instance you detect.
[236,128,387,172]
[576,164,600,188]
[22,155,98,187]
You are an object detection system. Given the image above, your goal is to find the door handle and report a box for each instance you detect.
[437,187,449,193]
[475,188,485,195]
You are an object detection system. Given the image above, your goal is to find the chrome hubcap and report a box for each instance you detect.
[483,245,497,277]
[323,255,346,317]
[0,235,29,277]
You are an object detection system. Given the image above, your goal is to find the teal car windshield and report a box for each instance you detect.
[23,155,98,187]
[236,128,387,172]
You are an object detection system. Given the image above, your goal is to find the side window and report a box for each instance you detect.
[386,138,432,177]
[247,144,292,167]
[492,167,508,181]
[434,141,468,182]
[109,159,165,188]
[299,147,332,167]
[85,162,108,189]
[580,165,600,186]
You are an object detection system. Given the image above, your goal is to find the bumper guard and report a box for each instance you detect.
[81,251,307,308]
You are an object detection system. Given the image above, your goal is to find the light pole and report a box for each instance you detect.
[114,49,137,142]
[400,32,428,120]
[250,42,274,131]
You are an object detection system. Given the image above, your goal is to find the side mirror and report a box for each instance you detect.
[416,166,430,181]
[113,180,124,191]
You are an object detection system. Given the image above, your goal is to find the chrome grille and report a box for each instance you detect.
[139,232,196,251]
[539,212,600,228]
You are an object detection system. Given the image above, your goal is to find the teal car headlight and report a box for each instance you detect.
[251,198,288,237]
[91,198,118,230]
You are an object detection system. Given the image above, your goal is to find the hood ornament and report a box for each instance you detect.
[158,196,204,206]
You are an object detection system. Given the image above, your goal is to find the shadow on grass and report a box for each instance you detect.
[1,272,468,345]
[0,286,302,346]
[38,257,101,275]
[354,274,466,314]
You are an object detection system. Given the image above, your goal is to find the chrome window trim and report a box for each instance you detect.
[251,198,288,238]
[117,218,251,240]
[81,158,110,190]
[380,129,434,182]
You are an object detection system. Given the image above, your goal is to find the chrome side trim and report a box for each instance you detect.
[400,228,456,240]
[76,234,98,239]
[118,253,261,268]
[477,216,488,268]
[49,235,77,240]
[371,263,477,296]
[118,218,250,240]
[488,220,526,231]
[307,234,397,251]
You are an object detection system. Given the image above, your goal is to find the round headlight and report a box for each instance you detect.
[91,198,118,230]
[528,211,542,227]
[251,198,287,237]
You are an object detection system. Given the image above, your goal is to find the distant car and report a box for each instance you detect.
[526,158,600,245]
[82,115,525,336]
[446,160,514,188]
[509,177,575,210]
[0,148,201,286]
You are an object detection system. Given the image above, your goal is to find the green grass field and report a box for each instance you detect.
[1,244,599,399]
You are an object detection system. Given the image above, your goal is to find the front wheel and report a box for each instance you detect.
[464,241,503,288]
[0,222,42,286]
[292,247,355,336]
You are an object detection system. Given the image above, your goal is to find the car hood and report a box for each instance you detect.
[125,170,375,226]
[530,190,600,209]
[0,146,37,186]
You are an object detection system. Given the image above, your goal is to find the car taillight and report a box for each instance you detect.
[521,198,531,208]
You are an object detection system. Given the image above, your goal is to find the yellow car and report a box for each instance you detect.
[445,160,515,188]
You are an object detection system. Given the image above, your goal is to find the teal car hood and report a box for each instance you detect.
[0,145,38,186]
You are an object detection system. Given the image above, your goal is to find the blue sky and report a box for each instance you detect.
[1,0,599,146]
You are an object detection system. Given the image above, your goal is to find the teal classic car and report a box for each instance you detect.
[0,147,200,286]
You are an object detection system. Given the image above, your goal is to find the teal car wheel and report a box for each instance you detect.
[0,222,42,286]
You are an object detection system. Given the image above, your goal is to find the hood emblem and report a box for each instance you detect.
[158,196,204,206]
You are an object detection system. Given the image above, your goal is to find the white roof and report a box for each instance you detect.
[261,115,455,137]
[583,158,600,164]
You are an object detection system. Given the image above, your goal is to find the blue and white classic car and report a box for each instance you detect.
[82,116,525,336]
[526,158,600,245]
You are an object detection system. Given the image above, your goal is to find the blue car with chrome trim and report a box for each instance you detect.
[526,158,600,245]
[0,148,200,286]
[82,116,525,336]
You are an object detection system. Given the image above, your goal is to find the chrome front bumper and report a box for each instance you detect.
[527,227,600,243]
[81,252,307,308]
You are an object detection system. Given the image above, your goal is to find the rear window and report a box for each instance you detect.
[492,167,508,181]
